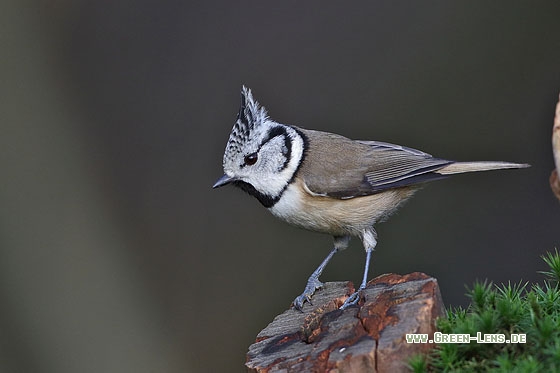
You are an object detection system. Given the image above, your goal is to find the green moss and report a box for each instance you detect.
[410,249,560,372]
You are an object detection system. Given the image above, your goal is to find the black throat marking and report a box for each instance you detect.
[233,126,308,208]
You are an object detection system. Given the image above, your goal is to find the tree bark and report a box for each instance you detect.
[246,272,445,373]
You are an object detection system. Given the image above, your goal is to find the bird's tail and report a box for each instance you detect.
[435,161,530,175]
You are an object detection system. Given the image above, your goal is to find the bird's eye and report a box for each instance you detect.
[244,152,258,165]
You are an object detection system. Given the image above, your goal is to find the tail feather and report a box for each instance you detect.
[436,161,530,175]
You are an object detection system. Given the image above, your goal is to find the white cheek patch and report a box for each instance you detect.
[248,126,305,199]
[259,136,288,173]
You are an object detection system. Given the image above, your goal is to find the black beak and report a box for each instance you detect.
[213,174,235,189]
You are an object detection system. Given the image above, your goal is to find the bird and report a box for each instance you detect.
[213,86,529,311]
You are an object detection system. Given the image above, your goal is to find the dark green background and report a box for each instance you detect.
[2,1,559,372]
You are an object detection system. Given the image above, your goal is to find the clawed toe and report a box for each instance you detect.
[293,294,311,310]
[292,278,324,311]
[340,291,361,310]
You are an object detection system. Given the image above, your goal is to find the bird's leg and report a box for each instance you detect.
[340,229,377,310]
[340,249,372,309]
[292,247,337,310]
[293,236,350,311]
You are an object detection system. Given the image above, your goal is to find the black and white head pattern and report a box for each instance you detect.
[221,86,307,207]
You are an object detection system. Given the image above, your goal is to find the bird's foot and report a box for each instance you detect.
[340,290,362,310]
[292,277,323,311]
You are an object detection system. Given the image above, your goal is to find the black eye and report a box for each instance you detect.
[244,152,258,166]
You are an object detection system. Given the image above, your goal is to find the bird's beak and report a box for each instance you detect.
[213,174,236,189]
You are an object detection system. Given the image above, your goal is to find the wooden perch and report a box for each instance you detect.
[246,272,445,373]
[551,93,560,201]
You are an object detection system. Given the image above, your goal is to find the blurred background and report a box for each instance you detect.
[2,1,560,372]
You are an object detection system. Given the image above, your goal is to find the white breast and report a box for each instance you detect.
[269,183,307,227]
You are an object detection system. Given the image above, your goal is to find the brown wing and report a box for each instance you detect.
[297,128,453,199]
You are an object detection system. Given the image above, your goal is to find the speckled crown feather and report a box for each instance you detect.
[224,86,269,162]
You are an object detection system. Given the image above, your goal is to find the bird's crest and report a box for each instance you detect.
[225,86,269,158]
